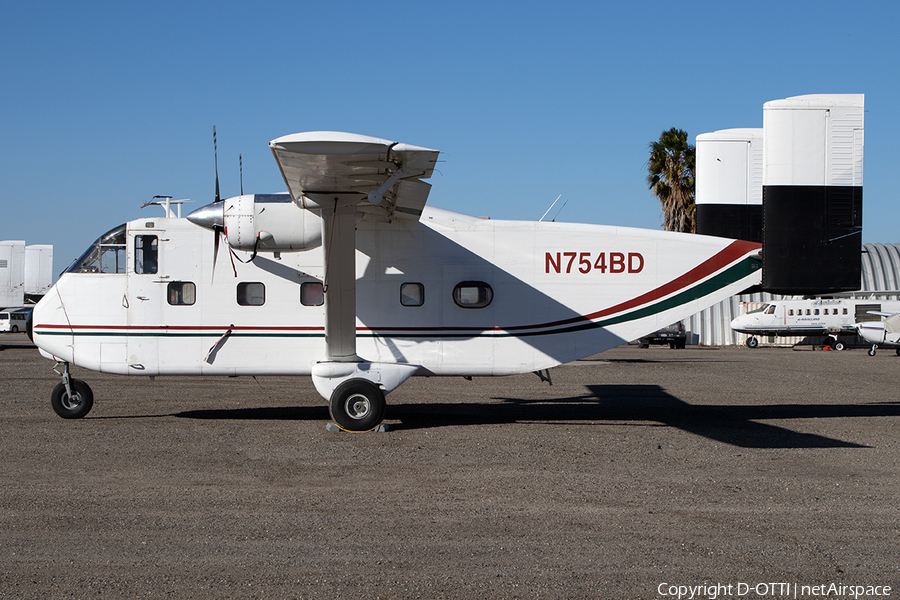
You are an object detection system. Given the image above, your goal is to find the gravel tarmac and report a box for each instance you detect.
[1,333,898,599]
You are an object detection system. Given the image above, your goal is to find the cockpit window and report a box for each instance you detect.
[747,304,770,314]
[67,224,127,274]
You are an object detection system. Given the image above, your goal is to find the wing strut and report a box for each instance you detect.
[311,193,362,362]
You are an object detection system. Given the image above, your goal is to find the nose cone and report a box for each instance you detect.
[730,315,746,331]
[187,202,224,231]
[857,322,885,345]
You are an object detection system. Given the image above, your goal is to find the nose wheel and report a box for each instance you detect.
[50,363,94,419]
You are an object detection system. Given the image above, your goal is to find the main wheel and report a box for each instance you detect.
[329,379,385,432]
[746,337,759,349]
[868,346,877,357]
[11,325,19,333]
[833,341,845,351]
[51,379,94,419]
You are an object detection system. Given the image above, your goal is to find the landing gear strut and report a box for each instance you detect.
[50,363,94,419]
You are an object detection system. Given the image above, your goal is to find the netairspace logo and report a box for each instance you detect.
[656,582,893,599]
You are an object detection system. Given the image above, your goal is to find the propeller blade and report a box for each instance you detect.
[211,226,220,284]
[214,126,220,203]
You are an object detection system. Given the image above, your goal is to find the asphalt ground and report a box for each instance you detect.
[1,332,898,599]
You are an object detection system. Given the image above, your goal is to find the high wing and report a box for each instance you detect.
[269,131,440,222]
[266,132,440,401]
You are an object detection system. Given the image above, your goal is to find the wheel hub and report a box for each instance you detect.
[62,392,82,410]
[345,393,371,420]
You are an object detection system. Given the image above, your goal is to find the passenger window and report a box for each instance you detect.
[806,309,811,315]
[300,282,324,306]
[167,282,196,305]
[237,282,265,306]
[401,283,425,307]
[843,308,848,315]
[135,235,158,274]
[814,309,819,315]
[453,281,493,309]
[788,309,794,316]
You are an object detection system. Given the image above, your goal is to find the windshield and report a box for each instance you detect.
[67,224,127,274]
[746,304,771,314]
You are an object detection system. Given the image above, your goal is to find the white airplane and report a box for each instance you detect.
[856,312,900,356]
[730,298,900,350]
[29,131,762,431]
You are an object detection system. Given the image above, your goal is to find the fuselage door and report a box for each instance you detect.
[126,226,163,375]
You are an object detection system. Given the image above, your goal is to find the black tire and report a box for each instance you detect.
[868,346,877,357]
[51,379,94,419]
[746,337,759,349]
[329,379,385,432]
[11,325,19,333]
[896,348,900,357]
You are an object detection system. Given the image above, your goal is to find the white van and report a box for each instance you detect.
[0,310,29,333]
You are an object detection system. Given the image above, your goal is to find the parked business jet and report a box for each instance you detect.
[29,131,762,431]
[857,312,900,356]
[730,298,900,350]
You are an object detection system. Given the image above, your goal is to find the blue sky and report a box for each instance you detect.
[2,1,898,274]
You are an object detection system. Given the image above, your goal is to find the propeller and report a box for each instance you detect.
[211,126,224,281]
[188,127,241,283]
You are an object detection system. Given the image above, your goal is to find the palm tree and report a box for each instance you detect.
[647,128,696,233]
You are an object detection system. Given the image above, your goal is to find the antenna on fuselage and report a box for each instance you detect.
[240,153,243,195]
[550,199,568,222]
[539,195,562,222]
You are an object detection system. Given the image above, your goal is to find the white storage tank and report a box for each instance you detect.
[762,94,864,294]
[1,240,26,308]
[695,128,764,242]
[25,245,53,296]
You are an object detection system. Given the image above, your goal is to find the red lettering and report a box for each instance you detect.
[563,252,577,274]
[544,250,645,275]
[545,252,560,273]
[610,252,625,273]
[628,252,644,273]
[578,252,591,274]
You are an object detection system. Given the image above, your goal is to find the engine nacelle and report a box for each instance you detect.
[223,194,322,252]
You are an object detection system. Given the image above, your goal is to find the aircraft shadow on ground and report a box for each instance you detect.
[389,384,896,448]
[171,383,900,448]
[175,406,329,421]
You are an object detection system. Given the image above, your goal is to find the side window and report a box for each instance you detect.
[135,235,158,274]
[237,282,265,306]
[453,281,493,309]
[843,308,849,315]
[301,282,324,306]
[401,283,424,307]
[167,282,196,306]
[765,305,775,315]
[788,309,794,316]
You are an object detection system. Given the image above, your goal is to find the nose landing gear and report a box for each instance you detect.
[51,363,94,419]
